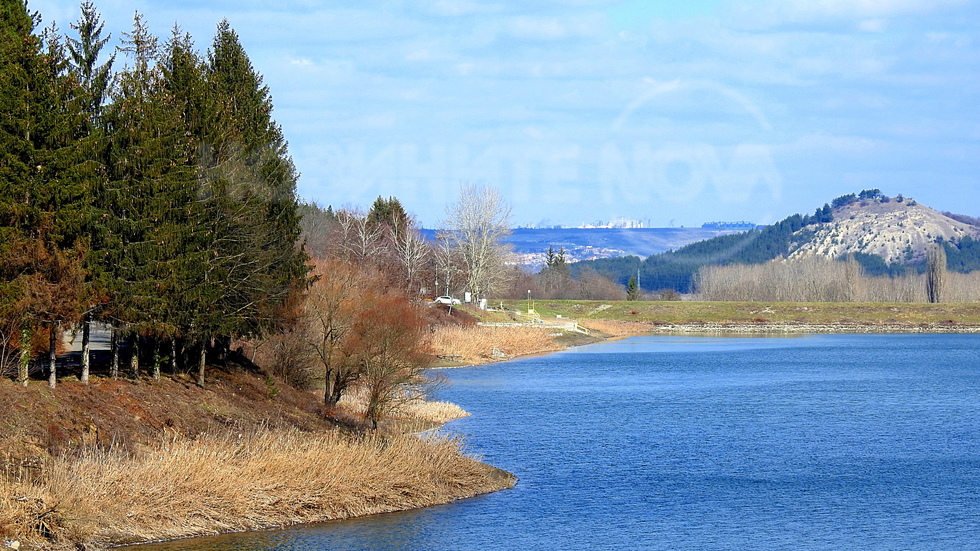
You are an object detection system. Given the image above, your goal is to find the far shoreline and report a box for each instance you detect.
[430,301,980,368]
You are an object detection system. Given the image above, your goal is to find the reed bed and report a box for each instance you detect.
[338,385,471,425]
[398,399,470,424]
[0,428,514,548]
[428,325,559,364]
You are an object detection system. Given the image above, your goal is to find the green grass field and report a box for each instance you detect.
[493,300,980,326]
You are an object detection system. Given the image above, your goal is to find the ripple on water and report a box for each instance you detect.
[133,334,980,551]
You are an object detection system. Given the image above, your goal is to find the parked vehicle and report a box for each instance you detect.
[433,295,461,306]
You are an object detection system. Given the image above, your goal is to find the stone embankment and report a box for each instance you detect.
[650,322,980,334]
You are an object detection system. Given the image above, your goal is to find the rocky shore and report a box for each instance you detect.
[649,321,980,334]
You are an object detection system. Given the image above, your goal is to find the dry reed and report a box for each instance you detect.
[338,385,470,425]
[428,325,558,364]
[398,400,471,424]
[0,428,514,548]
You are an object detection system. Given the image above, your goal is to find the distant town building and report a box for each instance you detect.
[579,217,646,229]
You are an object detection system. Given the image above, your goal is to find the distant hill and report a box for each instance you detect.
[570,192,980,293]
[791,198,977,264]
[501,227,750,269]
[421,227,750,270]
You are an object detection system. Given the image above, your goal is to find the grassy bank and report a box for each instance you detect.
[0,369,515,550]
[498,300,980,330]
[424,300,980,365]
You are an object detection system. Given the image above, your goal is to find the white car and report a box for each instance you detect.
[433,295,461,306]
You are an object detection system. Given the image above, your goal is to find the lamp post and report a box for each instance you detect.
[527,289,531,314]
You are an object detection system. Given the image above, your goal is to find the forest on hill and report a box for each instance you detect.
[570,191,980,294]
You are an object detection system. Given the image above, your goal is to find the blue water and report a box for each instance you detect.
[136,334,980,550]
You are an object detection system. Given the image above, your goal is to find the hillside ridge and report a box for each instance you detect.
[568,192,980,292]
[790,198,979,264]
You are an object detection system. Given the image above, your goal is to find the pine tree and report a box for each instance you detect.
[0,1,88,386]
[66,0,114,384]
[200,20,307,339]
[104,13,198,375]
[539,246,570,298]
[627,276,640,301]
[367,196,409,235]
[159,26,224,379]
[66,0,113,125]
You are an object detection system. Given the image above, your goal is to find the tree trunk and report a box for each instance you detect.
[171,338,179,373]
[48,322,58,389]
[197,337,208,386]
[329,374,345,406]
[324,367,336,405]
[110,324,119,379]
[217,335,230,364]
[926,247,946,304]
[152,339,161,380]
[80,317,91,384]
[129,332,139,379]
[19,324,31,387]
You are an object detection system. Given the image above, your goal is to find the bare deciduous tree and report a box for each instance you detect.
[441,184,512,300]
[433,234,463,297]
[347,295,431,430]
[337,209,383,265]
[926,246,947,303]
[392,223,431,297]
[302,260,365,405]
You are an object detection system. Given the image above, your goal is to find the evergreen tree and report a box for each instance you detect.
[200,20,307,340]
[104,13,199,374]
[538,246,570,297]
[0,1,89,386]
[367,195,409,235]
[626,275,640,301]
[66,0,114,383]
[66,0,113,125]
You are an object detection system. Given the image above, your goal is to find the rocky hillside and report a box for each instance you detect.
[790,197,980,264]
[572,192,980,293]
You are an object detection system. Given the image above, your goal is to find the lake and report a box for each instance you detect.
[135,334,980,550]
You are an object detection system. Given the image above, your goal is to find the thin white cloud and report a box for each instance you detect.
[506,14,604,40]
[40,0,979,226]
[426,0,504,17]
[723,0,970,29]
[858,19,888,32]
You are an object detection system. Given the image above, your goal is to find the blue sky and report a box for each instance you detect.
[35,0,980,228]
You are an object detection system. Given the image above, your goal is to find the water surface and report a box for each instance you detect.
[136,334,980,550]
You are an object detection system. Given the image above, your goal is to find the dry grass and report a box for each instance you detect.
[398,400,471,425]
[497,299,980,327]
[428,325,559,364]
[338,385,471,425]
[0,371,513,549]
[578,319,654,337]
[1,428,514,549]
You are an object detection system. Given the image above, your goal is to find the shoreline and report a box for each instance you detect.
[429,317,980,369]
[8,309,977,549]
[0,373,516,551]
[647,321,980,334]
